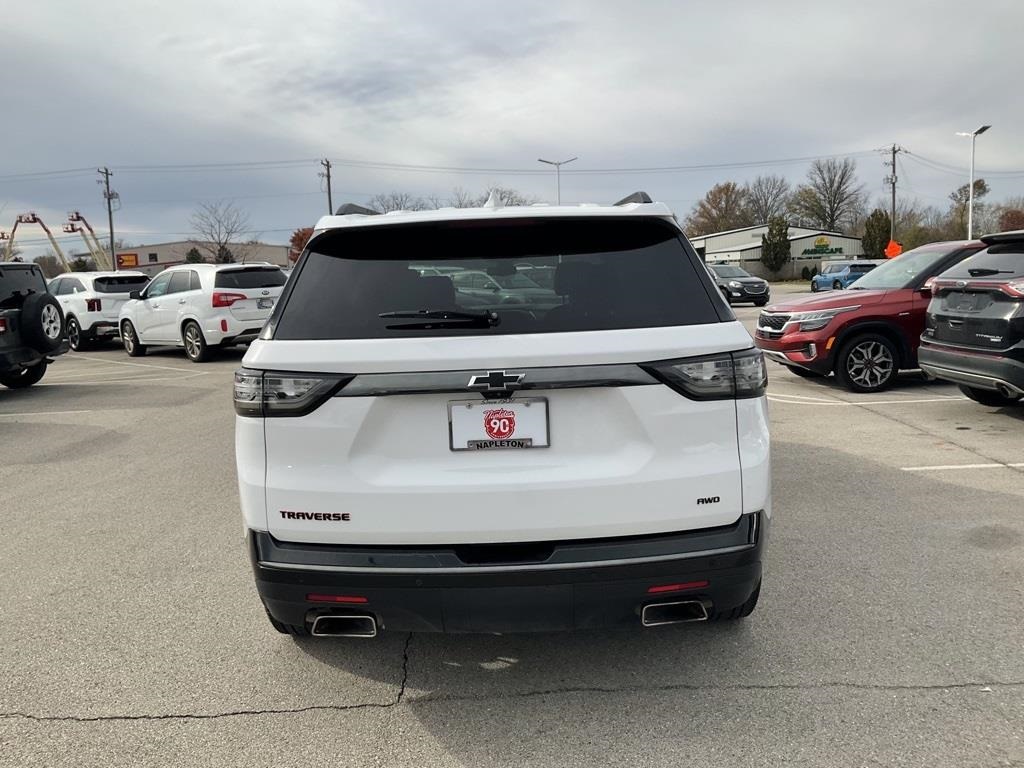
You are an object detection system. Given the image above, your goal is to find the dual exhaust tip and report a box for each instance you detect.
[311,613,378,638]
[641,599,709,626]
[308,601,708,636]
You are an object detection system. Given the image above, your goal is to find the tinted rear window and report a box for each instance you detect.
[940,243,1024,279]
[0,265,47,307]
[215,267,286,289]
[274,217,719,340]
[93,275,149,293]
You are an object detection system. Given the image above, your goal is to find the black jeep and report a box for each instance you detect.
[0,263,68,389]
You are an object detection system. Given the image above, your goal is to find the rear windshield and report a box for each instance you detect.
[274,217,719,339]
[0,265,47,308]
[939,243,1024,280]
[214,267,286,289]
[93,275,150,293]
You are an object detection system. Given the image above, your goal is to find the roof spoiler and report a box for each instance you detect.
[980,229,1024,245]
[334,203,380,216]
[613,191,653,206]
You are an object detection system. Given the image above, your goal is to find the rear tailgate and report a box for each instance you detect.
[930,287,1024,350]
[215,267,286,321]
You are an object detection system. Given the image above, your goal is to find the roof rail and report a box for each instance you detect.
[335,203,380,216]
[613,191,653,206]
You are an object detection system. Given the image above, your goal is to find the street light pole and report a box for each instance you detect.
[956,125,990,239]
[537,157,578,204]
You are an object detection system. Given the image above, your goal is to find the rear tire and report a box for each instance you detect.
[834,333,899,393]
[121,320,146,357]
[182,321,212,362]
[66,317,89,351]
[0,361,48,389]
[811,281,819,292]
[958,384,1022,407]
[710,580,760,621]
[832,280,843,290]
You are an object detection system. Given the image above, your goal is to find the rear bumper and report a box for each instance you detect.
[249,512,766,633]
[919,341,1024,394]
[0,341,68,370]
[85,319,119,336]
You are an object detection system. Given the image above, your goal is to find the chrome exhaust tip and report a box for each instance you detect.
[641,600,709,627]
[311,613,378,638]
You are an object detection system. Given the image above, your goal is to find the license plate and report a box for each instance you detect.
[257,298,274,309]
[448,398,549,451]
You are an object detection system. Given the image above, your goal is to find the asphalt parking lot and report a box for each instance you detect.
[2,284,1022,767]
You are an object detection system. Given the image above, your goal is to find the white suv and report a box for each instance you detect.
[49,271,150,351]
[235,195,770,637]
[119,263,286,362]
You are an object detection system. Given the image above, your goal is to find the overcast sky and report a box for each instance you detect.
[2,0,1022,258]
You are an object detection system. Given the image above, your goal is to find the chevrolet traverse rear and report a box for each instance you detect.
[235,196,771,636]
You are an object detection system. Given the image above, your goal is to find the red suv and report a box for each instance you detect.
[755,242,983,392]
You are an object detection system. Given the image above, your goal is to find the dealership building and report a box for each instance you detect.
[114,241,291,276]
[689,224,864,280]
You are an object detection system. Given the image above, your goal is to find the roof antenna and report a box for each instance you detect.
[483,189,504,209]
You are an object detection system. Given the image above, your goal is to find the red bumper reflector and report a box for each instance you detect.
[306,594,368,604]
[220,318,228,332]
[647,580,709,594]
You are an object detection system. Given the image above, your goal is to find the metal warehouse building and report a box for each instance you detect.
[114,241,290,276]
[689,224,864,280]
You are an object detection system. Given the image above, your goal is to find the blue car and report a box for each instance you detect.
[810,260,885,292]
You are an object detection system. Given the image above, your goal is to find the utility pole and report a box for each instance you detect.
[882,145,904,241]
[97,168,119,270]
[319,159,333,214]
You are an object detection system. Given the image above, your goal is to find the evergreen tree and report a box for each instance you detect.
[862,209,891,258]
[760,217,791,274]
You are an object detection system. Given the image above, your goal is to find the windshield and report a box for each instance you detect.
[710,265,749,278]
[274,218,720,339]
[849,246,967,290]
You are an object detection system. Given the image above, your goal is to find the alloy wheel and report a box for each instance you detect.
[845,340,894,390]
[42,304,61,340]
[184,325,202,359]
[67,319,81,349]
[123,324,135,353]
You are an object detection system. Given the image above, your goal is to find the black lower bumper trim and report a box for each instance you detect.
[249,513,766,633]
[919,343,1024,393]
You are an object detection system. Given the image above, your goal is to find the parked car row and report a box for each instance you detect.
[810,260,885,292]
[755,231,1024,409]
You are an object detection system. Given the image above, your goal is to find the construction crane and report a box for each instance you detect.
[3,213,72,272]
[67,211,112,270]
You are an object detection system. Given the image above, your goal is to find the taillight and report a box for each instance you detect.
[0,318,7,333]
[86,298,102,312]
[1001,279,1024,298]
[233,369,351,417]
[212,292,247,308]
[643,349,767,400]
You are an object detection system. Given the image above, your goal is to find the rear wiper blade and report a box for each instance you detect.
[378,309,500,327]
[967,268,1014,277]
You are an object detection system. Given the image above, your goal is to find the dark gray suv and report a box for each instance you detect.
[0,263,68,388]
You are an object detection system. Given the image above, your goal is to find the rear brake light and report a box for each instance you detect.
[0,318,6,333]
[647,581,709,594]
[86,298,102,312]
[643,349,767,400]
[1001,279,1024,298]
[233,368,351,417]
[212,291,247,308]
[306,594,368,604]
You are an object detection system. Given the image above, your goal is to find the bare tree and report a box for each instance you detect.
[684,181,753,236]
[366,192,430,213]
[189,201,254,263]
[743,175,791,223]
[448,187,478,208]
[790,158,866,231]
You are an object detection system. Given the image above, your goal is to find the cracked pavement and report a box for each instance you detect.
[2,296,1023,767]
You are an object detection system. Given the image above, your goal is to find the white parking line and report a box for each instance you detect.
[901,462,1024,472]
[37,372,210,386]
[65,354,198,373]
[768,395,968,407]
[0,409,94,418]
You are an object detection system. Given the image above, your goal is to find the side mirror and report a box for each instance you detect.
[130,290,143,300]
